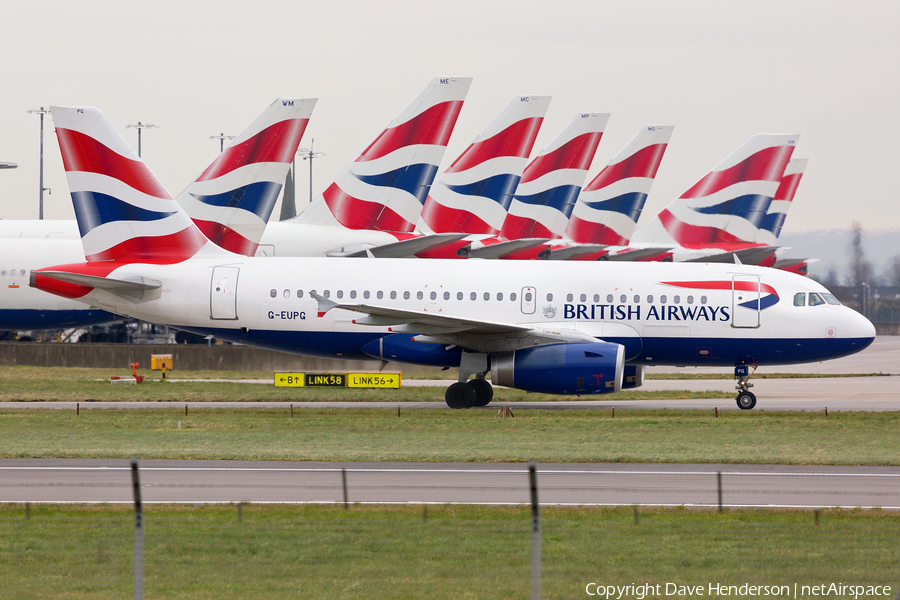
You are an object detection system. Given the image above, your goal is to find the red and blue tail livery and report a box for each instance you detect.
[499,112,608,240]
[757,158,807,245]
[53,106,209,263]
[565,125,673,246]
[178,98,316,256]
[632,134,798,246]
[298,77,471,233]
[418,95,550,235]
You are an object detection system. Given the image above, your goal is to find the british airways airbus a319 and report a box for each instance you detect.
[32,106,875,410]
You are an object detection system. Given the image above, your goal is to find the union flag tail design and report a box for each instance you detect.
[296,77,471,233]
[177,98,316,256]
[51,105,218,263]
[757,158,807,244]
[565,125,673,245]
[499,112,608,241]
[631,133,798,246]
[417,95,550,235]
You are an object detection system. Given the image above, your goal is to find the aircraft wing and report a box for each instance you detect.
[310,292,598,352]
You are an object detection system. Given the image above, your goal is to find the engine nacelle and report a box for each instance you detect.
[491,341,625,395]
[621,365,645,390]
[361,334,462,367]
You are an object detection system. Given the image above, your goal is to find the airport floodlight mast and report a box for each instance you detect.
[210,132,236,153]
[125,121,158,158]
[26,107,51,219]
[296,139,326,205]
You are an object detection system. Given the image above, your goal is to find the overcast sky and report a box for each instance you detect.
[2,0,898,237]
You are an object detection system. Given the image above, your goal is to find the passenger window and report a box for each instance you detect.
[350,290,357,299]
[607,294,613,303]
[430,291,436,300]
[323,290,330,298]
[673,295,680,304]
[470,292,477,301]
[567,293,574,302]
[793,292,806,307]
[377,291,383,300]
[547,293,553,301]
[511,292,517,301]
[497,292,503,301]
[580,294,587,302]
[634,295,640,303]
[700,295,707,304]
[457,292,464,300]
[484,292,490,301]
[525,292,533,302]
[416,291,423,300]
[363,291,370,299]
[283,290,290,298]
[297,290,304,299]
[593,294,600,303]
[403,291,410,300]
[390,291,397,300]
[660,295,667,304]
[270,289,277,298]
[337,290,343,299]
[808,293,825,306]
[620,294,626,303]
[443,292,449,300]
[687,295,693,304]
[647,295,654,303]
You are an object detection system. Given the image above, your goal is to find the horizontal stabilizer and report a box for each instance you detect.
[685,246,778,265]
[545,244,609,261]
[461,238,549,259]
[32,271,160,302]
[327,233,468,258]
[603,247,673,261]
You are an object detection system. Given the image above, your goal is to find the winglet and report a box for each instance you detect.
[309,291,338,317]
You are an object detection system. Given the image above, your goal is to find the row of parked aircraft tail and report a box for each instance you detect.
[1,89,874,410]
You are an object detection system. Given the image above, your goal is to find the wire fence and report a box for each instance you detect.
[2,461,900,599]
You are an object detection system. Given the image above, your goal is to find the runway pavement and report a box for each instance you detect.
[2,459,898,509]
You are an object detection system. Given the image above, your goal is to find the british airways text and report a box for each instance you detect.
[563,304,730,321]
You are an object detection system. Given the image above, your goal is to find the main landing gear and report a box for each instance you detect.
[734,364,757,410]
[445,351,494,409]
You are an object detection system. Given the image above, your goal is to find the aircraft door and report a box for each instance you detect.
[732,275,760,328]
[210,266,240,320]
[521,287,536,314]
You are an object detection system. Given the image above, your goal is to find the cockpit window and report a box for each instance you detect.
[822,293,842,305]
[793,292,806,307]
[808,292,825,306]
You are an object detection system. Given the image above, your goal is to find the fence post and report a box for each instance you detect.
[717,471,723,513]
[529,462,540,600]
[131,459,143,600]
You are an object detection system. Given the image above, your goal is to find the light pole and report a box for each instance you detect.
[125,121,159,158]
[26,107,51,219]
[296,139,326,205]
[209,133,235,153]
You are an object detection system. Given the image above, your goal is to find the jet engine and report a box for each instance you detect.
[621,365,645,390]
[491,341,624,395]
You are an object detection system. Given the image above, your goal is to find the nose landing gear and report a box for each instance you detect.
[735,364,757,410]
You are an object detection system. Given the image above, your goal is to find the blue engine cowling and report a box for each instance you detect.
[491,341,625,395]
[361,334,463,367]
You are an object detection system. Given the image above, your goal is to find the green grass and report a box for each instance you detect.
[1,408,899,464]
[0,504,896,599]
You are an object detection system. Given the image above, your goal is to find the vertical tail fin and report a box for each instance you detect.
[177,98,316,256]
[757,158,807,244]
[499,112,609,240]
[295,77,472,233]
[51,105,215,263]
[631,133,798,245]
[417,95,551,235]
[565,125,674,245]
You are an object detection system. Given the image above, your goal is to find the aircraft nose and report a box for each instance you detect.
[850,311,876,341]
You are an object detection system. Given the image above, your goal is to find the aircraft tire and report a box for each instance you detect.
[446,382,476,409]
[468,378,493,406]
[736,391,757,410]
